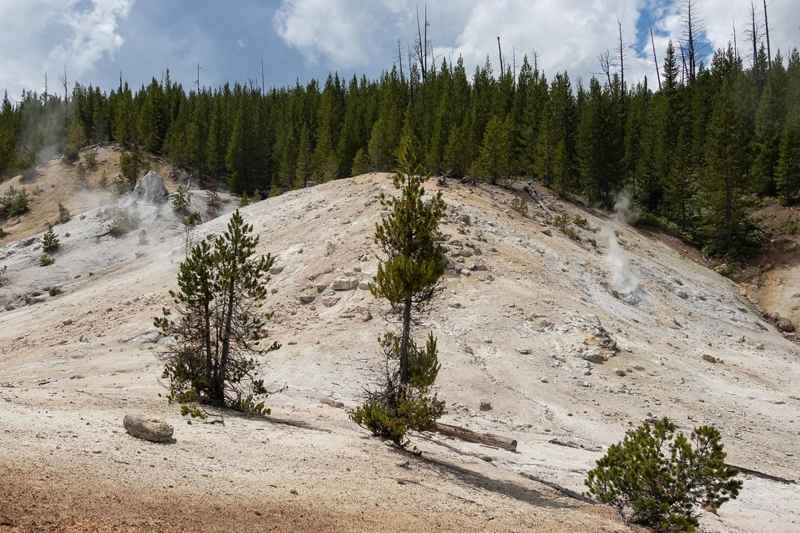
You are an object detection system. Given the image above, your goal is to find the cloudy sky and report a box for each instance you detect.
[1,0,798,99]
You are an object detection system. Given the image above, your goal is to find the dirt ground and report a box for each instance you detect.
[3,457,631,533]
[1,156,799,532]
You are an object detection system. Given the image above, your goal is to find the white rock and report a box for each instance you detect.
[123,414,174,443]
[133,171,169,204]
[332,278,359,291]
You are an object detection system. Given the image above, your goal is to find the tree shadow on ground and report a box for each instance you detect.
[389,445,578,510]
[203,408,332,433]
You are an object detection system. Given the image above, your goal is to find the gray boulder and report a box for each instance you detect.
[123,414,174,443]
[133,171,169,204]
[298,292,316,304]
[777,317,796,333]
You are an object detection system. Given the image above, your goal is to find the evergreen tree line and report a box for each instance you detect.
[1,41,799,256]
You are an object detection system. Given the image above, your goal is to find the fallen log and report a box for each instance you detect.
[433,422,517,452]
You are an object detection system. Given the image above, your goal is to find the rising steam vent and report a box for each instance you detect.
[133,171,169,204]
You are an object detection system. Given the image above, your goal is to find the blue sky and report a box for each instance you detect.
[1,0,797,98]
[90,0,323,90]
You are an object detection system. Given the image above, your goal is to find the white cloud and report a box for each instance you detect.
[274,0,651,84]
[0,0,133,99]
[272,0,472,68]
[635,0,800,87]
[274,0,799,85]
[434,0,648,85]
[684,0,799,66]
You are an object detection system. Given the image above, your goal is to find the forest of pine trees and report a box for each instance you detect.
[1,39,799,257]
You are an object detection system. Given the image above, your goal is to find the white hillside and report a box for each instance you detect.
[1,171,798,532]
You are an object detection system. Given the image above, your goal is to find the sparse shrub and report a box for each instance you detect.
[239,192,252,207]
[0,227,7,238]
[0,187,30,220]
[155,210,279,412]
[585,418,742,532]
[172,184,191,214]
[56,203,71,225]
[98,169,108,190]
[349,138,447,447]
[782,217,800,236]
[350,334,444,444]
[107,208,140,237]
[206,189,222,216]
[179,404,208,419]
[552,213,580,241]
[350,399,406,443]
[41,225,60,253]
[183,211,201,227]
[229,394,272,417]
[0,265,8,286]
[48,286,62,297]
[39,254,54,267]
[174,186,201,229]
[510,197,528,217]
[572,214,590,229]
[552,213,570,230]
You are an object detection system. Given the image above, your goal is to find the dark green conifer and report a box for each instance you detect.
[350,129,447,446]
[155,210,279,412]
[586,418,741,531]
[41,225,60,253]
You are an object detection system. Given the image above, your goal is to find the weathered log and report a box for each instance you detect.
[433,422,517,452]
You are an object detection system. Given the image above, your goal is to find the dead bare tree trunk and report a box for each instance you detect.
[512,46,516,84]
[497,36,504,77]
[599,50,612,87]
[763,0,772,68]
[61,67,68,133]
[397,40,405,82]
[650,25,662,91]
[751,4,758,61]
[415,4,429,83]
[618,19,625,90]
[680,44,688,86]
[423,4,428,75]
[683,0,698,83]
[733,21,739,62]
[260,58,265,95]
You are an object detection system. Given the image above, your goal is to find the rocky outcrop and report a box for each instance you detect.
[579,321,619,364]
[777,317,796,333]
[332,277,359,291]
[133,171,169,204]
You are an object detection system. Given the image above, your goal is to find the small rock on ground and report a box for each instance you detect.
[123,414,174,443]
